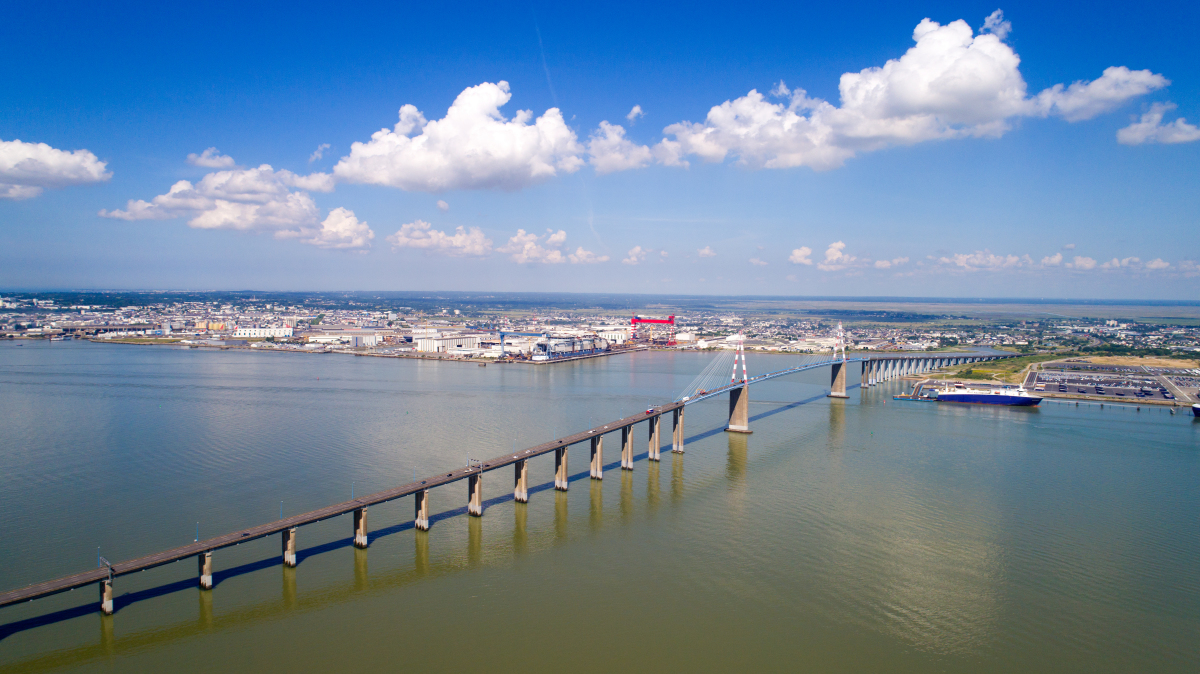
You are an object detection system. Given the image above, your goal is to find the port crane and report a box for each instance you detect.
[630,314,676,345]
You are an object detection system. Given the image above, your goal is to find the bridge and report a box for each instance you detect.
[0,341,1013,618]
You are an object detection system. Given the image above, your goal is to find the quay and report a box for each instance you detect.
[0,350,1012,616]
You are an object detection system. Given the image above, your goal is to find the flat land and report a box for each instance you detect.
[1075,355,1199,369]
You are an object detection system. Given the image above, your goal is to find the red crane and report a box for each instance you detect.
[631,314,676,345]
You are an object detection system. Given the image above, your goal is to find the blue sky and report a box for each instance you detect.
[1,1,1197,298]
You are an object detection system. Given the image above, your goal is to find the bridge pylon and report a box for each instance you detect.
[828,322,850,398]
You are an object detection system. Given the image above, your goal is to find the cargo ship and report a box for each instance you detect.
[1193,403,1199,417]
[931,383,1042,406]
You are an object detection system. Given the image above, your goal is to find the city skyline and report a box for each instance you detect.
[2,1,1197,297]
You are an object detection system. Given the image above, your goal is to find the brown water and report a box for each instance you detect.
[0,341,1197,672]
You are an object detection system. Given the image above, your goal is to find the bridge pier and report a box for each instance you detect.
[621,425,634,470]
[415,489,431,530]
[514,459,529,502]
[829,361,849,398]
[590,436,603,479]
[726,384,752,433]
[555,446,569,490]
[198,551,213,590]
[672,407,685,453]
[100,579,114,615]
[468,472,483,517]
[353,507,368,548]
[282,527,297,567]
[648,414,662,461]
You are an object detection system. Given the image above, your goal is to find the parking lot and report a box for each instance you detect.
[1033,369,1180,402]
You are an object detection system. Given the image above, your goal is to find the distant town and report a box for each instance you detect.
[3,292,1199,362]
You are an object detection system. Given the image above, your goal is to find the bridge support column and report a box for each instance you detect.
[555,446,569,490]
[828,362,849,398]
[726,384,752,433]
[282,527,297,567]
[514,459,529,502]
[648,415,661,461]
[100,579,114,615]
[672,407,685,453]
[353,507,368,549]
[415,489,430,531]
[621,426,634,470]
[198,551,213,590]
[468,473,483,517]
[590,436,603,479]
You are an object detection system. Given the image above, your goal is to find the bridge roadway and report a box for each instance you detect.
[0,351,1012,611]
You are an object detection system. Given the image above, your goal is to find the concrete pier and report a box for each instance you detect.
[726,384,752,433]
[514,458,529,502]
[829,361,849,398]
[621,425,634,470]
[282,527,297,567]
[415,489,430,531]
[198,551,213,590]
[590,436,603,479]
[555,446,569,490]
[648,414,662,461]
[468,472,483,517]
[353,507,368,549]
[99,578,113,615]
[672,407,685,453]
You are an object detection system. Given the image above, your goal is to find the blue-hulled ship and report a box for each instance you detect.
[932,383,1042,406]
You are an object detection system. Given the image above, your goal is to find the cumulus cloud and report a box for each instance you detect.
[0,138,111,199]
[99,163,364,248]
[749,257,768,266]
[818,241,857,271]
[1145,258,1171,270]
[698,246,716,257]
[1066,255,1097,270]
[386,219,492,257]
[588,121,653,174]
[788,246,813,265]
[1041,252,1063,266]
[277,207,373,250]
[874,256,909,269]
[652,15,1166,172]
[436,199,449,211]
[981,9,1011,40]
[187,147,236,169]
[568,247,609,263]
[1063,243,1076,249]
[498,228,568,264]
[1117,103,1200,145]
[627,105,645,123]
[309,143,331,163]
[1100,256,1138,269]
[333,81,583,192]
[622,246,647,265]
[938,250,1031,270]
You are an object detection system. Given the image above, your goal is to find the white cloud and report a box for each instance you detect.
[309,143,331,163]
[1100,256,1138,269]
[622,246,647,265]
[498,228,567,264]
[653,16,1166,172]
[698,246,716,257]
[1146,258,1171,270]
[1063,243,1075,250]
[99,163,362,248]
[333,81,584,192]
[788,246,813,265]
[818,241,857,271]
[0,138,111,199]
[1117,102,1200,145]
[436,199,449,211]
[1066,255,1097,270]
[874,256,909,269]
[386,219,492,257]
[588,121,653,174]
[277,207,373,250]
[749,257,768,266]
[938,250,1031,270]
[568,247,609,263]
[627,105,645,123]
[1041,252,1063,266]
[981,9,1011,40]
[187,147,236,169]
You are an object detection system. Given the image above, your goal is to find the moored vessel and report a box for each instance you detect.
[932,384,1042,406]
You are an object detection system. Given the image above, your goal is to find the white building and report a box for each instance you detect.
[234,327,294,338]
[416,334,482,353]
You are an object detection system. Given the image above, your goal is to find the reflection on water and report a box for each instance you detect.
[0,342,1197,672]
